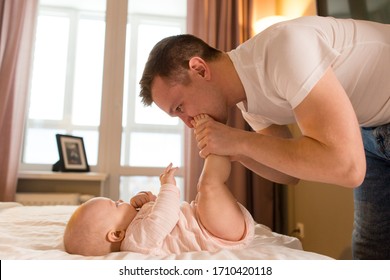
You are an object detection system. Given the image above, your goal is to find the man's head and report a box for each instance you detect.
[140,34,221,105]
[139,34,229,127]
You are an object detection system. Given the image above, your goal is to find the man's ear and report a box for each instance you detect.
[189,57,210,79]
[107,230,126,243]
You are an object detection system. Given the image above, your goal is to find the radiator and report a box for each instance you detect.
[15,193,95,206]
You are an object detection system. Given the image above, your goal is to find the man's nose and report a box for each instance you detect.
[180,115,194,128]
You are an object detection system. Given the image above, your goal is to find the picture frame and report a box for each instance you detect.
[53,134,90,172]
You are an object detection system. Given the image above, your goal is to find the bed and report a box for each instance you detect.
[0,202,332,260]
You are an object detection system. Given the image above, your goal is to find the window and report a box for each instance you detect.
[21,0,186,200]
[24,7,105,166]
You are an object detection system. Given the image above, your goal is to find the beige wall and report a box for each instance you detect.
[287,122,354,259]
[278,0,317,16]
[253,0,317,19]
[289,180,354,259]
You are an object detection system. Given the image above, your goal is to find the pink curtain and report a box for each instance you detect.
[185,0,281,230]
[0,0,38,201]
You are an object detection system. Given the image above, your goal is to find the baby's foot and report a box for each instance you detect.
[193,114,211,128]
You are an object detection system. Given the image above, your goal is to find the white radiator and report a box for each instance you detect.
[15,193,95,206]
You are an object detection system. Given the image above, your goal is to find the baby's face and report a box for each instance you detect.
[84,197,137,229]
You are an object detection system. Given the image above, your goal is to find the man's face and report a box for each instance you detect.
[151,76,228,128]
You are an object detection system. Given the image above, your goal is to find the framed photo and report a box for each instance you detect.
[54,134,90,172]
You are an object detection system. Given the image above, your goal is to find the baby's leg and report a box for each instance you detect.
[194,114,246,241]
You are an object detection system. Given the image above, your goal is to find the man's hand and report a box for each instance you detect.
[193,114,245,158]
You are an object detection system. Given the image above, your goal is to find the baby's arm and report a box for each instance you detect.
[130,191,157,208]
[130,163,177,209]
[128,164,181,247]
[159,163,178,185]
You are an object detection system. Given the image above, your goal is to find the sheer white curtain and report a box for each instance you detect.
[0,0,38,201]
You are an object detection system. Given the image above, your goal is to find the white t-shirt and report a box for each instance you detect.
[228,16,390,131]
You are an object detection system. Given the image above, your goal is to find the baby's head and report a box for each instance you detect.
[63,197,137,256]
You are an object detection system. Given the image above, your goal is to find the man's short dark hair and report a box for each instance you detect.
[139,34,222,106]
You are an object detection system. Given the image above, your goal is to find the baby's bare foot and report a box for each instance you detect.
[194,114,210,127]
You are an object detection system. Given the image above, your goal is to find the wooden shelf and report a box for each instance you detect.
[18,171,108,182]
[17,171,109,197]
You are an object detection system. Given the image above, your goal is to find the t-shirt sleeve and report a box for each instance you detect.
[265,24,340,108]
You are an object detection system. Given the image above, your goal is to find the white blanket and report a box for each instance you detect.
[0,202,332,260]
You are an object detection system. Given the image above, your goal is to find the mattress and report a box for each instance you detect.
[0,202,332,260]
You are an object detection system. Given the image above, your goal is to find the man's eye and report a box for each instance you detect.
[176,105,183,113]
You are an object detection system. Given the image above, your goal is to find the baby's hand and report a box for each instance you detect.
[130,191,156,208]
[159,163,178,185]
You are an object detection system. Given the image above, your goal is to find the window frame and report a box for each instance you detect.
[121,13,185,167]
[21,6,106,170]
[20,0,186,200]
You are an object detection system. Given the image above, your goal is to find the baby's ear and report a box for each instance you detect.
[107,230,125,243]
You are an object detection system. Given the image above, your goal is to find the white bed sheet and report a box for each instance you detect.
[0,202,332,260]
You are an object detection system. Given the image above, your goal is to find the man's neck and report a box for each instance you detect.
[220,53,247,106]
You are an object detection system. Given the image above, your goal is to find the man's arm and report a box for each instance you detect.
[195,67,366,188]
[231,124,299,185]
[236,153,300,185]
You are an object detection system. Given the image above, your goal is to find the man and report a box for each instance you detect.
[139,16,390,259]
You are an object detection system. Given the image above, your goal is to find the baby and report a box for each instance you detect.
[63,114,254,256]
